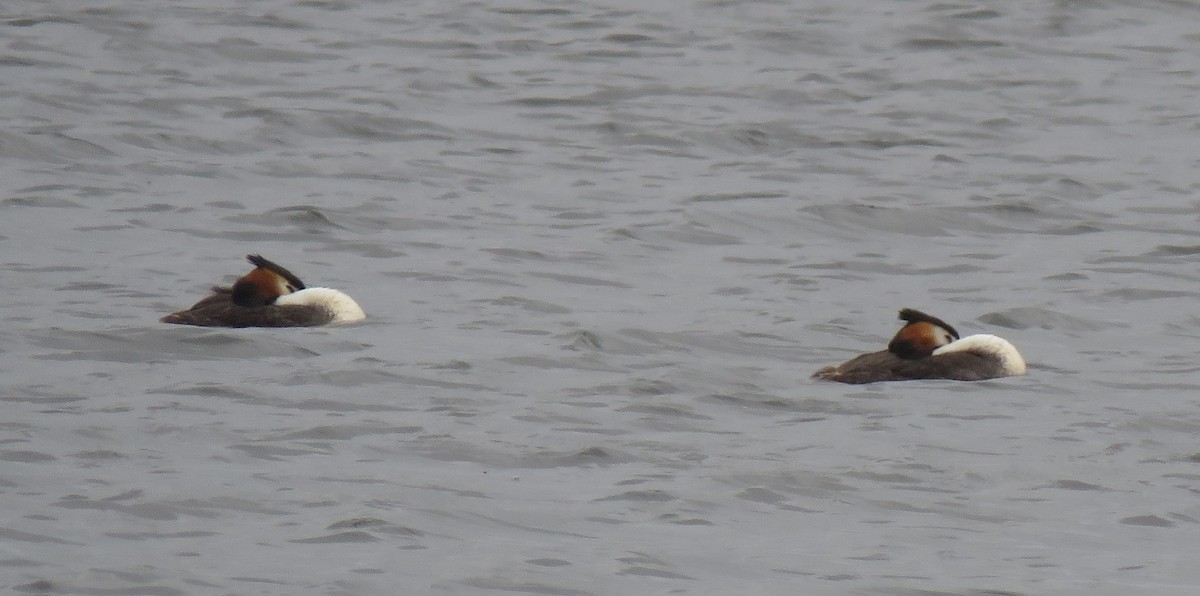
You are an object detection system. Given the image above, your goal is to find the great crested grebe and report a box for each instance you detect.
[161,254,365,328]
[812,308,1025,384]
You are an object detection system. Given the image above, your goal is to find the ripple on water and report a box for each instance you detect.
[6,0,1200,593]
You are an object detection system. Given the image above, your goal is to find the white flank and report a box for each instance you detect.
[275,287,366,323]
[933,333,1026,376]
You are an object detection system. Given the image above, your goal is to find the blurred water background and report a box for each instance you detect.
[3,1,1200,594]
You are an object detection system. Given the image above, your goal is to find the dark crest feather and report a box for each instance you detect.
[245,254,306,291]
[897,308,959,340]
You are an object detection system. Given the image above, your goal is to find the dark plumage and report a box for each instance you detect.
[812,349,1008,384]
[161,254,345,328]
[160,292,339,327]
[812,308,1025,384]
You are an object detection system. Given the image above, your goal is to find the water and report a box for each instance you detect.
[3,1,1200,594]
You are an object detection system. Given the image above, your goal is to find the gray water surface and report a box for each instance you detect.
[3,1,1200,594]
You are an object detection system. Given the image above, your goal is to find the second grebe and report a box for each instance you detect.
[812,308,1026,384]
[161,254,366,328]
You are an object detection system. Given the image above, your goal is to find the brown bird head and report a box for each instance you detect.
[886,308,960,360]
[230,254,307,307]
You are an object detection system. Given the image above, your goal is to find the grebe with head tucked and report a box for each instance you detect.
[161,254,366,328]
[812,308,1025,384]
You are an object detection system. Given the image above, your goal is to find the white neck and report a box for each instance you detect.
[275,287,366,323]
[933,334,1026,376]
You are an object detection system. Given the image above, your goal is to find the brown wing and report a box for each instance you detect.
[161,289,333,328]
[812,351,906,384]
[812,350,1005,384]
[161,287,234,326]
[897,351,1006,381]
[243,304,335,327]
[180,286,232,309]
